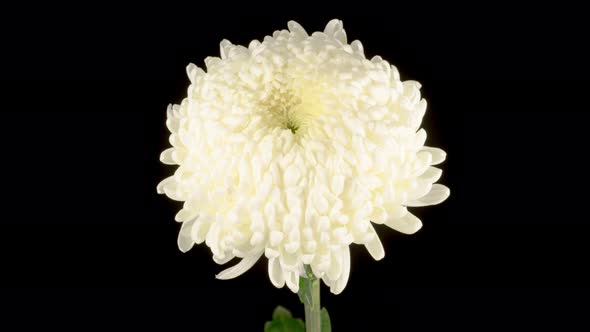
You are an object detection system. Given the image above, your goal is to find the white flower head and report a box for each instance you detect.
[158,19,449,294]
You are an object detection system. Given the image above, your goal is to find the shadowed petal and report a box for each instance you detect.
[215,251,263,280]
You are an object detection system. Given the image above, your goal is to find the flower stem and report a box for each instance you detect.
[300,265,321,332]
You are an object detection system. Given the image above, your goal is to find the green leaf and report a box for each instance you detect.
[297,278,307,304]
[321,307,332,332]
[272,306,293,320]
[264,318,305,332]
[265,306,305,332]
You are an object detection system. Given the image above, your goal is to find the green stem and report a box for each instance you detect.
[300,265,321,332]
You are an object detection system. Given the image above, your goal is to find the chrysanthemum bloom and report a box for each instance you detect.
[158,19,449,295]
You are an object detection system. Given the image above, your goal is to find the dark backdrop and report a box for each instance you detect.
[2,3,589,331]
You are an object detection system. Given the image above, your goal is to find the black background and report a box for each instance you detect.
[2,3,589,331]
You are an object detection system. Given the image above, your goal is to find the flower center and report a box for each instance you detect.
[262,85,304,135]
[285,120,299,134]
[270,101,302,134]
[258,74,326,135]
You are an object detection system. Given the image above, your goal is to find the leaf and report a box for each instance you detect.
[272,306,293,320]
[321,307,332,332]
[297,277,307,304]
[264,318,305,332]
[298,269,314,305]
[265,306,305,332]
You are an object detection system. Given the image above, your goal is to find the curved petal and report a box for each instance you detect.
[215,251,263,280]
[351,40,364,56]
[219,39,232,59]
[174,208,197,223]
[364,226,385,260]
[322,275,334,289]
[388,205,408,219]
[327,248,343,281]
[406,184,450,207]
[324,19,343,37]
[385,212,422,235]
[334,29,347,44]
[160,148,176,165]
[415,129,427,147]
[156,176,174,194]
[285,270,300,293]
[213,253,235,265]
[156,176,183,201]
[185,63,205,83]
[191,216,211,244]
[413,150,432,176]
[330,247,350,295]
[268,257,286,288]
[287,21,308,37]
[177,218,196,253]
[408,180,433,202]
[421,147,447,165]
[420,166,443,183]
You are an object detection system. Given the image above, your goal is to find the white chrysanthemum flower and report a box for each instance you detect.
[158,19,449,295]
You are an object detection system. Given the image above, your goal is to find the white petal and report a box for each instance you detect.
[287,21,308,37]
[422,147,447,165]
[206,223,222,257]
[279,249,299,270]
[265,247,280,259]
[330,247,350,295]
[177,218,196,253]
[250,43,265,58]
[219,39,232,59]
[324,19,343,36]
[415,129,427,147]
[327,248,343,281]
[408,180,432,202]
[313,193,329,214]
[301,254,314,264]
[186,63,205,84]
[215,251,263,280]
[350,40,364,56]
[285,270,300,293]
[156,176,174,194]
[157,177,183,201]
[268,257,285,288]
[164,184,183,201]
[370,206,387,224]
[406,184,450,207]
[191,217,211,244]
[364,226,385,260]
[371,55,383,63]
[174,208,197,222]
[334,29,347,44]
[330,175,345,196]
[414,150,432,176]
[322,275,334,288]
[166,120,179,136]
[270,231,284,247]
[420,167,442,183]
[213,254,235,265]
[388,205,408,219]
[385,212,422,235]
